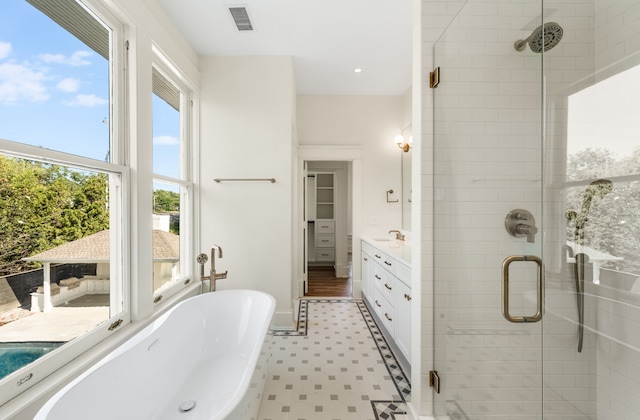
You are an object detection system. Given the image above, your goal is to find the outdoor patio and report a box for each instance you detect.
[0,294,109,342]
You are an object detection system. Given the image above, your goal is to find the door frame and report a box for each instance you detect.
[295,146,362,298]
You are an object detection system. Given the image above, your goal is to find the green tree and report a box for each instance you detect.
[0,155,110,275]
[153,189,179,213]
[153,189,180,234]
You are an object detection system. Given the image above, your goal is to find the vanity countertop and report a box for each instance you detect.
[361,237,411,266]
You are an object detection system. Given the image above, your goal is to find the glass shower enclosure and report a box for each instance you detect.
[433,0,640,418]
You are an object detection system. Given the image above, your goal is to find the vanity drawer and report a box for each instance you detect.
[373,289,394,336]
[375,265,395,302]
[315,234,335,247]
[316,248,335,261]
[316,220,335,233]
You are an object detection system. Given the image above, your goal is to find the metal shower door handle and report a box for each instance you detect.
[502,255,543,323]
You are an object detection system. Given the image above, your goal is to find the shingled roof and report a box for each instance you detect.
[23,230,179,263]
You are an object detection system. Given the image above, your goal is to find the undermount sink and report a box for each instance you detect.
[372,238,393,242]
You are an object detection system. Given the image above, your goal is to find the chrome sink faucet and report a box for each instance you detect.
[389,229,405,241]
[197,245,228,292]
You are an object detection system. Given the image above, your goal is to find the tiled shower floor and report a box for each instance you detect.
[258,299,410,420]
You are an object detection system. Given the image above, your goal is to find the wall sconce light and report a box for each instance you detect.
[394,134,412,152]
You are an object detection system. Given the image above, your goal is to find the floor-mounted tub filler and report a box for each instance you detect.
[35,289,275,420]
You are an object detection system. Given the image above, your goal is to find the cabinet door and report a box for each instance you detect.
[362,252,371,298]
[395,280,412,361]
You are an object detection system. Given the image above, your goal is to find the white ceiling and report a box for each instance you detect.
[157,0,413,96]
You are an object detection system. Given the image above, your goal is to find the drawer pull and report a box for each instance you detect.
[364,257,368,261]
[384,261,392,266]
[404,293,412,301]
[384,283,392,291]
[375,300,382,307]
[321,240,329,243]
[375,275,381,280]
[385,313,392,321]
[375,254,381,259]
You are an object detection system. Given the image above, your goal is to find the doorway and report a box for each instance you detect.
[304,161,352,297]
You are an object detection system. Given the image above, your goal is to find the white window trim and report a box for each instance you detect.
[151,55,197,303]
[0,0,203,413]
[0,0,131,405]
[0,141,131,406]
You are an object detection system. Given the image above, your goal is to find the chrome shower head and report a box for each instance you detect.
[514,22,564,53]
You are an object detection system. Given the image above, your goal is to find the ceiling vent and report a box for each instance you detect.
[227,6,254,31]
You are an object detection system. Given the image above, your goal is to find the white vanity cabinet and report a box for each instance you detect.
[361,239,411,363]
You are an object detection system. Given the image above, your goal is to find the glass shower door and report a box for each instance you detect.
[432,0,640,419]
[432,0,544,418]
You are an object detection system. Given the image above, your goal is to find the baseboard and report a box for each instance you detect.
[335,263,350,278]
[271,310,294,330]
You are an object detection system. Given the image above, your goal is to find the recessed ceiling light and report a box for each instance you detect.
[354,68,362,73]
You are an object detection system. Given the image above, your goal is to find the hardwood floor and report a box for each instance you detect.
[306,266,352,297]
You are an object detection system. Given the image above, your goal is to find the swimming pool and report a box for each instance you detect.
[0,342,64,380]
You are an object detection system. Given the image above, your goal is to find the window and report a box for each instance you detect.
[151,62,193,300]
[0,0,127,403]
[565,65,640,279]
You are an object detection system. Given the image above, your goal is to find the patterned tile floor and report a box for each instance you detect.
[259,299,410,420]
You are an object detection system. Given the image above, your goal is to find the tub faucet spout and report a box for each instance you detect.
[209,245,228,292]
[197,245,228,292]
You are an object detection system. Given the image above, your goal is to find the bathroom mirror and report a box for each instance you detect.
[401,125,412,231]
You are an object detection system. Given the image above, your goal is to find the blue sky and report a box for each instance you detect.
[0,0,180,179]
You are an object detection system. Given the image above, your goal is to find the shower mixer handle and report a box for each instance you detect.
[505,209,538,243]
[515,223,538,243]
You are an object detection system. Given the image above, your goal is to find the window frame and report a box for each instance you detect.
[0,0,130,405]
[150,51,196,304]
[0,145,131,405]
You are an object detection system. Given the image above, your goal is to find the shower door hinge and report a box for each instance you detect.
[429,370,441,393]
[429,67,440,88]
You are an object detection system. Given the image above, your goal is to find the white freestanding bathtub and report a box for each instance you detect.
[35,289,275,420]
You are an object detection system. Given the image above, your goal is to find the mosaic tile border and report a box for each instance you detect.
[270,298,411,419]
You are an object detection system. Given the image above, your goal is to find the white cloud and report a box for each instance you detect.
[65,93,107,107]
[153,135,179,145]
[0,41,11,60]
[40,50,92,66]
[57,77,80,92]
[0,62,49,104]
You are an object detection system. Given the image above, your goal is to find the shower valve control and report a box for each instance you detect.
[505,209,538,243]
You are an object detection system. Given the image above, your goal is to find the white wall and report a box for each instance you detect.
[297,95,404,237]
[199,56,296,328]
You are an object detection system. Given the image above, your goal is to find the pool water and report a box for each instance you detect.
[0,342,64,380]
